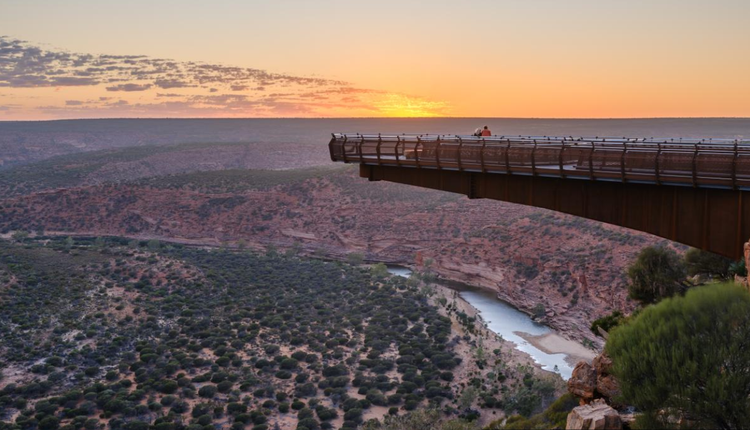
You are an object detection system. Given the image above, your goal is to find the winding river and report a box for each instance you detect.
[387,266,577,379]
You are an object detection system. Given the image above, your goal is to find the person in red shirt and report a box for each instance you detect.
[480,125,492,136]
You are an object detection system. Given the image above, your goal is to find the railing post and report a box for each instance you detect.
[457,136,463,171]
[480,138,486,173]
[655,142,663,185]
[620,142,627,183]
[340,134,348,163]
[733,140,739,190]
[395,135,401,166]
[329,133,338,162]
[376,134,382,165]
[357,135,364,161]
[505,139,512,175]
[531,140,538,176]
[588,142,595,180]
[415,136,422,169]
[558,142,565,178]
[692,144,699,187]
[435,136,442,170]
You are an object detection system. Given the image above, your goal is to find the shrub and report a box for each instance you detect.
[198,385,217,398]
[684,248,731,278]
[589,311,624,337]
[226,403,247,415]
[627,246,686,304]
[217,380,233,393]
[39,416,60,430]
[159,380,179,394]
[729,259,747,277]
[607,283,750,428]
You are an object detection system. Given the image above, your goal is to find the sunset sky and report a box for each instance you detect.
[1,0,749,119]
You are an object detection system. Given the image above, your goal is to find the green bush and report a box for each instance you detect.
[607,283,750,429]
[627,246,686,304]
[39,416,60,430]
[198,385,217,398]
[729,259,747,277]
[589,311,624,336]
[684,248,731,278]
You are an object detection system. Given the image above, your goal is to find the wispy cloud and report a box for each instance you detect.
[0,37,450,118]
[106,83,153,92]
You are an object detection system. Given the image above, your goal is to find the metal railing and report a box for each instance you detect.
[328,133,750,190]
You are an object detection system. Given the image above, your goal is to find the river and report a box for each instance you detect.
[386,265,578,379]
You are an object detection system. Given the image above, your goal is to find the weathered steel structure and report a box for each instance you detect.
[329,133,750,260]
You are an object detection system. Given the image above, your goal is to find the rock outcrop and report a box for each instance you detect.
[566,353,627,429]
[568,353,621,405]
[566,399,622,430]
[592,354,620,401]
[568,362,597,400]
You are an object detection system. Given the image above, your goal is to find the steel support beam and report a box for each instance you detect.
[361,164,750,260]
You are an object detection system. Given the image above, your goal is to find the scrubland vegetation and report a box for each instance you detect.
[0,236,561,430]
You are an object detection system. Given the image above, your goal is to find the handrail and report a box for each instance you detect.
[332,133,750,147]
[329,133,750,190]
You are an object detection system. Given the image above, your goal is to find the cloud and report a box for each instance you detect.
[0,36,450,118]
[154,78,194,89]
[106,83,153,92]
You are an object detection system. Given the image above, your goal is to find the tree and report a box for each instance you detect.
[361,409,446,430]
[347,252,364,266]
[370,263,389,278]
[458,386,478,410]
[12,230,29,241]
[627,246,686,304]
[684,248,731,278]
[606,283,750,429]
[38,416,59,430]
[532,303,545,319]
[198,385,217,398]
[590,311,624,336]
[729,259,748,277]
[147,239,161,251]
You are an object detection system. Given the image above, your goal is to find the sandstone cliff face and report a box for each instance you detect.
[0,169,662,341]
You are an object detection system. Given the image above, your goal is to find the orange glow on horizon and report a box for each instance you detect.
[1,1,749,120]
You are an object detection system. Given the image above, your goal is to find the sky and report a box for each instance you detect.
[1,0,749,119]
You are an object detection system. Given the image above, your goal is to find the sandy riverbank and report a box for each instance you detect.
[516,331,596,367]
[390,263,598,372]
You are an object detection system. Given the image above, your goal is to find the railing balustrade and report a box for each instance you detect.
[329,133,750,190]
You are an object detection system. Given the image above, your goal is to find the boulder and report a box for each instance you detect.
[592,354,613,374]
[568,362,597,400]
[592,353,620,400]
[596,374,620,400]
[566,399,622,430]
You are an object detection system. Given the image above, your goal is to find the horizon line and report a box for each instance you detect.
[2,116,750,123]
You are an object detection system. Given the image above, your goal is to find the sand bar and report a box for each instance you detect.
[515,331,597,366]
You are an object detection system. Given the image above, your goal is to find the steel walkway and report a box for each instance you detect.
[329,133,750,259]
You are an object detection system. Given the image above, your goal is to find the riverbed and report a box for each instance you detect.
[387,265,594,380]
